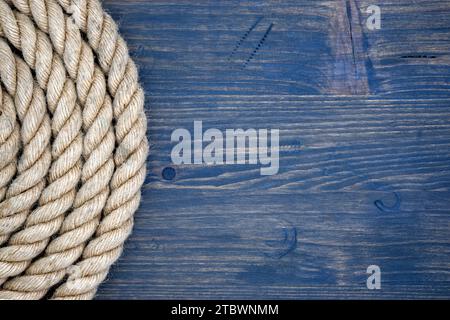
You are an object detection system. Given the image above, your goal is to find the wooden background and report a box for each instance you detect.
[96,0,450,299]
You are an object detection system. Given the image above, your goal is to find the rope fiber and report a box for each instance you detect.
[0,0,148,299]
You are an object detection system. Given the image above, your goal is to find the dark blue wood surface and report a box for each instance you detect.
[96,0,450,299]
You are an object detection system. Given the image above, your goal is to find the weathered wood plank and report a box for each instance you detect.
[97,189,450,299]
[144,96,450,194]
[105,0,450,97]
[328,0,369,95]
[95,0,450,299]
[97,94,450,299]
[358,0,450,97]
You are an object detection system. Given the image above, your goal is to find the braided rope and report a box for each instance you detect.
[0,0,148,299]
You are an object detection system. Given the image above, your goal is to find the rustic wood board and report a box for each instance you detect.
[95,0,450,299]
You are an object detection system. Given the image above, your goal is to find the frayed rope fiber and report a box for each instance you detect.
[0,0,148,299]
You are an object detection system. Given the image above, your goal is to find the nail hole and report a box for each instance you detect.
[162,167,176,181]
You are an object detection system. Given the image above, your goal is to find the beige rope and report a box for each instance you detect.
[0,85,20,248]
[0,0,148,299]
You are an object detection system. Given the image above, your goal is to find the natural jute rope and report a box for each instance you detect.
[0,0,148,299]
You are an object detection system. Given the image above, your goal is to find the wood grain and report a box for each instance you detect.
[95,0,450,299]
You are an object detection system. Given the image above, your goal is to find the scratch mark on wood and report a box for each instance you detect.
[264,226,297,259]
[328,0,370,95]
[228,17,263,62]
[242,23,274,69]
[321,138,401,212]
[374,192,401,213]
[401,55,437,59]
[345,0,357,71]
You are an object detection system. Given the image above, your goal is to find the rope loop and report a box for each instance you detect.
[0,0,148,300]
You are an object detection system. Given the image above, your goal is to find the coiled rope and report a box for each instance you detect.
[0,0,148,299]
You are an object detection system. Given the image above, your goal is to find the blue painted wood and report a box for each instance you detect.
[96,0,450,299]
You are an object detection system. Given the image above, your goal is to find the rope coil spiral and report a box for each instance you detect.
[0,0,148,299]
